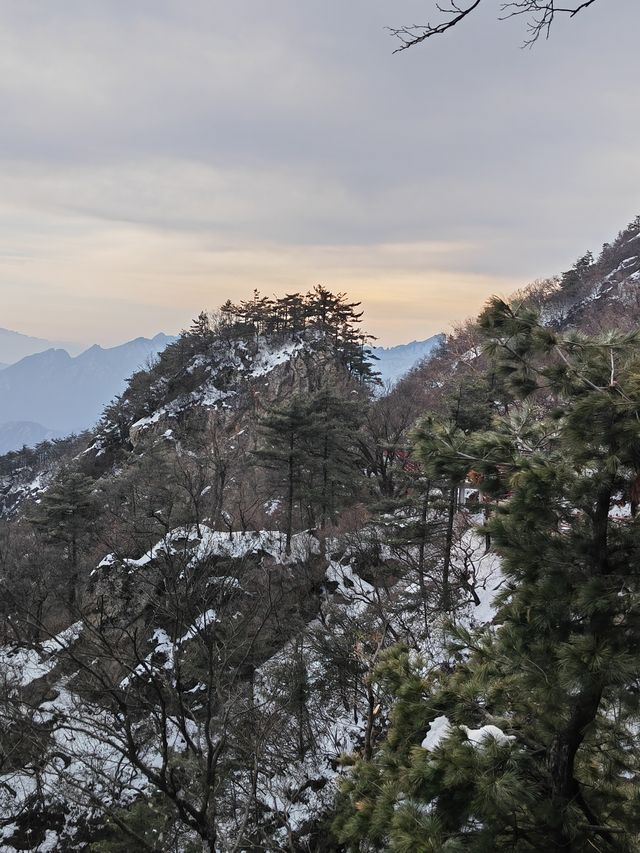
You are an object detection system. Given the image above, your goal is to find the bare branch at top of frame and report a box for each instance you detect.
[388,0,599,51]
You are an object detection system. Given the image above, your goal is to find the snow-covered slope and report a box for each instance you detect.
[0,516,500,852]
[539,217,640,331]
[0,333,175,450]
[0,305,511,849]
[368,334,443,388]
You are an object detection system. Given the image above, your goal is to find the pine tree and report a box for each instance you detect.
[306,386,364,529]
[219,298,240,332]
[304,285,377,382]
[254,396,319,554]
[282,292,306,334]
[369,443,475,630]
[189,310,212,340]
[560,250,595,298]
[239,289,275,342]
[410,418,476,611]
[255,388,364,549]
[30,469,99,606]
[335,300,640,851]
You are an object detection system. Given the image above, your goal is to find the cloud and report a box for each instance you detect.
[0,200,512,345]
[0,0,638,344]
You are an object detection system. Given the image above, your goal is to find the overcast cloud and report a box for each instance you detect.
[1,0,639,345]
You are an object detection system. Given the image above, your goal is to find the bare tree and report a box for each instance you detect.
[389,0,599,51]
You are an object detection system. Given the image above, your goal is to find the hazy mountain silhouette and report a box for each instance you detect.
[0,334,174,448]
[0,327,85,365]
[368,335,444,388]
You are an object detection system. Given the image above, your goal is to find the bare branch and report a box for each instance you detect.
[387,0,482,52]
[389,0,600,50]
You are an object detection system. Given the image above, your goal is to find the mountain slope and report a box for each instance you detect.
[0,291,389,849]
[389,214,640,415]
[0,325,438,454]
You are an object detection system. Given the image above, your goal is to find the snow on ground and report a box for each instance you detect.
[177,608,217,644]
[37,830,60,852]
[41,621,83,654]
[0,622,83,688]
[264,498,281,516]
[120,610,218,689]
[194,527,320,565]
[0,508,506,849]
[0,468,54,519]
[0,645,57,687]
[253,626,366,840]
[248,523,506,842]
[100,525,321,574]
[126,336,308,440]
[459,531,504,627]
[120,627,175,688]
[0,824,18,847]
[324,559,377,617]
[129,384,233,435]
[0,663,192,851]
[250,339,305,378]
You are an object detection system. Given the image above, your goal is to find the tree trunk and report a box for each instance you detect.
[441,484,456,610]
[592,485,612,574]
[69,533,78,607]
[417,483,430,629]
[547,485,612,846]
[286,434,295,555]
[321,433,329,530]
[547,682,604,848]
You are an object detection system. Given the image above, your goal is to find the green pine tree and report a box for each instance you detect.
[306,386,364,529]
[254,396,319,554]
[30,469,99,606]
[335,299,640,852]
[256,388,364,550]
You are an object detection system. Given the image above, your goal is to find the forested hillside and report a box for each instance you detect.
[1,218,640,851]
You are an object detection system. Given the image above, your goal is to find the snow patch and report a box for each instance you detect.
[462,724,516,747]
[0,622,82,688]
[421,715,452,751]
[250,339,304,377]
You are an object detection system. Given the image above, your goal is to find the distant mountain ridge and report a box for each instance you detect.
[0,327,84,364]
[0,331,441,453]
[0,421,63,456]
[368,335,444,388]
[0,334,175,451]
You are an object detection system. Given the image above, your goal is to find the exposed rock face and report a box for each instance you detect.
[125,339,340,450]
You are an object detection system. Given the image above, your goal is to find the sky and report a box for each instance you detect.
[1,1,639,347]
